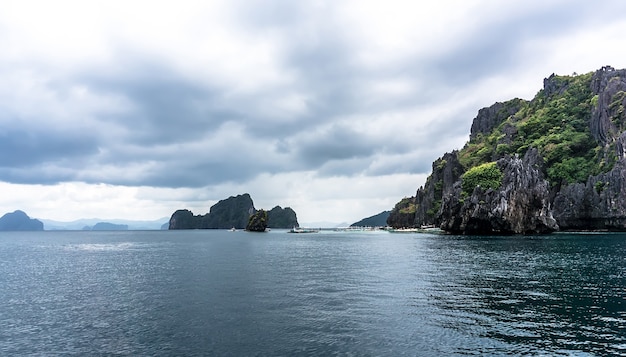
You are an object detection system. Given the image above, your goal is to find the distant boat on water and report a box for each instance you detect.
[388,226,441,233]
[288,227,319,233]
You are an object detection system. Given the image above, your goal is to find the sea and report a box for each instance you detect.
[0,229,624,356]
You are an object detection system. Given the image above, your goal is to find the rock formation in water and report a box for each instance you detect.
[267,206,299,228]
[0,210,44,231]
[388,66,626,234]
[169,193,299,229]
[246,209,268,232]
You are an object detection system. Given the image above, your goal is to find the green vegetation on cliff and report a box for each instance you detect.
[247,209,268,232]
[386,197,416,228]
[458,71,612,187]
[461,162,503,196]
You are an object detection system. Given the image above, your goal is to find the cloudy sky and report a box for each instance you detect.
[1,0,626,225]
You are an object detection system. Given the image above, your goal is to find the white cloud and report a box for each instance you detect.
[2,0,626,225]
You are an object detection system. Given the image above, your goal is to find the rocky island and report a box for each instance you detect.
[168,193,299,230]
[0,210,44,231]
[388,66,626,234]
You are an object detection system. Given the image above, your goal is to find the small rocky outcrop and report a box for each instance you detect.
[246,209,268,232]
[0,210,44,231]
[439,149,558,234]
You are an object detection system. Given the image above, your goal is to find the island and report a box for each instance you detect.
[168,193,299,230]
[0,210,44,231]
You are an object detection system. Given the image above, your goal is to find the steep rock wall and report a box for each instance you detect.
[439,149,557,234]
[553,161,626,230]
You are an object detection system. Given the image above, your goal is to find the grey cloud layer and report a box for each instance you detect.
[1,0,625,188]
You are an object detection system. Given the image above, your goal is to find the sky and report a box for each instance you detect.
[2,0,626,225]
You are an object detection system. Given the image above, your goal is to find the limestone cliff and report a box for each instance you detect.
[267,206,298,228]
[389,66,626,234]
[439,149,557,234]
[169,194,255,229]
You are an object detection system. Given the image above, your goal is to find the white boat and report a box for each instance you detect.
[388,228,421,233]
[288,226,319,233]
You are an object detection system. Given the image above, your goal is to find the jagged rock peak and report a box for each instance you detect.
[590,65,626,145]
[470,99,525,140]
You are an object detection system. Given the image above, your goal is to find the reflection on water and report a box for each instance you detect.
[425,234,626,355]
[0,230,624,356]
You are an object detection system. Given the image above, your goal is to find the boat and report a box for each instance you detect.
[229,227,237,232]
[387,228,422,233]
[288,226,319,233]
[387,226,443,233]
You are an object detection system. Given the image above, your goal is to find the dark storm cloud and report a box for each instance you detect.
[293,126,378,166]
[76,62,238,145]
[0,127,98,168]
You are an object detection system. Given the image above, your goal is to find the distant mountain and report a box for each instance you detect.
[0,210,44,231]
[350,211,390,227]
[169,193,300,230]
[300,221,349,229]
[84,222,129,231]
[41,217,169,230]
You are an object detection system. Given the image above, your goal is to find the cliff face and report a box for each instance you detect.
[267,206,298,228]
[169,194,299,229]
[0,210,44,231]
[553,161,626,230]
[387,197,416,228]
[389,66,626,234]
[169,194,255,229]
[204,194,256,229]
[439,149,557,234]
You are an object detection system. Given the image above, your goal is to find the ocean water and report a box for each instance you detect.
[0,229,624,356]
